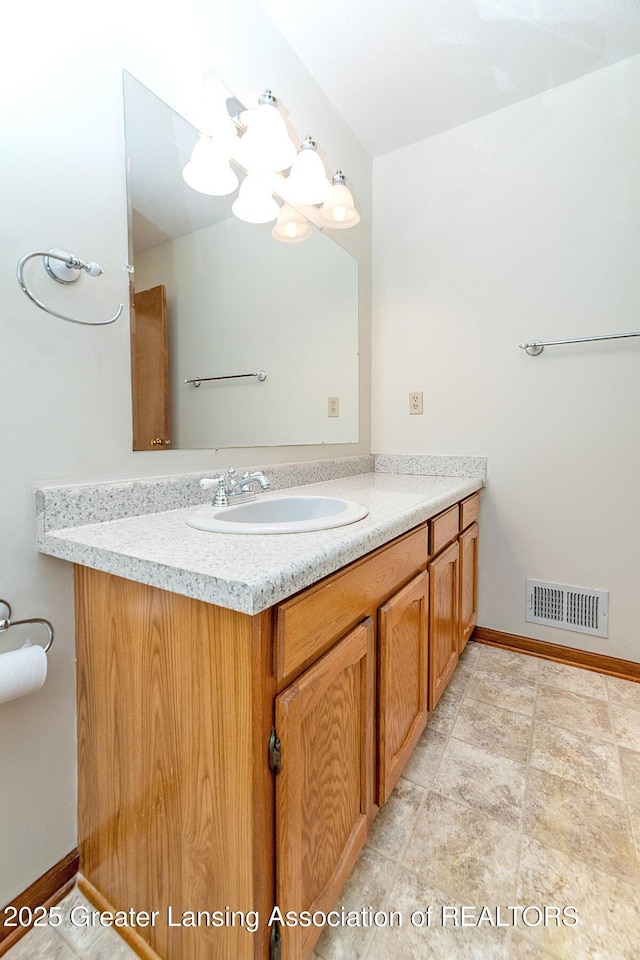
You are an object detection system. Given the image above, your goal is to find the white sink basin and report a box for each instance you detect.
[187,495,369,535]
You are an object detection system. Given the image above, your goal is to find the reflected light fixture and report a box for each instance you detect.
[319,171,361,229]
[231,172,279,223]
[282,137,331,205]
[236,90,297,173]
[182,136,238,196]
[271,203,312,243]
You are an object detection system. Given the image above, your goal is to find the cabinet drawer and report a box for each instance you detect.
[429,505,459,556]
[460,492,480,530]
[275,525,427,683]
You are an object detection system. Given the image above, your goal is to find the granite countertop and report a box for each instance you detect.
[37,470,483,615]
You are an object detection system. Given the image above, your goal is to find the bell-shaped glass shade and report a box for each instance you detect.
[231,173,279,223]
[182,137,238,196]
[282,141,331,205]
[236,101,297,173]
[319,181,361,229]
[271,203,312,243]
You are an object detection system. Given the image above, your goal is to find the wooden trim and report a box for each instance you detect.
[77,877,163,960]
[0,849,78,955]
[473,626,640,682]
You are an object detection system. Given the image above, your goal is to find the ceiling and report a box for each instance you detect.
[257,0,640,156]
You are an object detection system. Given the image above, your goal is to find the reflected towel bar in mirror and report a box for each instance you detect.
[185,369,268,387]
[520,331,640,356]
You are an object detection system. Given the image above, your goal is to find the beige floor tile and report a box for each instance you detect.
[314,847,398,960]
[611,702,640,751]
[538,660,608,700]
[467,674,537,717]
[366,778,425,861]
[535,685,613,741]
[518,836,640,959]
[452,697,533,764]
[618,747,640,810]
[522,768,636,882]
[529,721,622,798]
[432,738,527,828]
[444,665,473,699]
[459,639,482,664]
[54,888,109,954]
[606,676,640,711]
[2,926,76,960]
[476,646,540,681]
[509,933,557,959]
[427,689,462,734]
[366,869,509,960]
[402,723,448,789]
[83,928,141,959]
[403,792,520,904]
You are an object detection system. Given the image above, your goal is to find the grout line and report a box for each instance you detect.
[510,646,541,960]
[604,676,640,880]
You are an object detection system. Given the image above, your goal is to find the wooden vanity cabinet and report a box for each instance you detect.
[272,526,429,958]
[74,494,479,960]
[426,492,481,707]
[377,571,429,804]
[458,492,480,654]
[459,521,479,651]
[274,619,375,960]
[428,540,459,709]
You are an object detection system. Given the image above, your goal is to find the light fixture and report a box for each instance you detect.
[271,203,312,243]
[235,90,297,173]
[182,136,238,196]
[181,85,360,239]
[282,137,331,205]
[319,171,360,229]
[231,173,279,224]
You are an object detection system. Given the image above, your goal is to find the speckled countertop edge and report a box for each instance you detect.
[38,472,484,615]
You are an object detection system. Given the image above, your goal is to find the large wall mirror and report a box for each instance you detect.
[123,72,359,451]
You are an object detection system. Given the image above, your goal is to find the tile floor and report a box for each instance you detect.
[5,642,640,960]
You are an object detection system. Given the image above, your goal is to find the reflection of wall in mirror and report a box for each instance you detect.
[134,218,359,449]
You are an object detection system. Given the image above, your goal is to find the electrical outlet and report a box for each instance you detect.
[328,396,340,417]
[409,391,423,415]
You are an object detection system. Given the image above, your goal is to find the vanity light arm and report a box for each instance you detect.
[16,251,124,326]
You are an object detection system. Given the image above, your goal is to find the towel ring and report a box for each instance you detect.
[0,599,55,653]
[16,249,124,326]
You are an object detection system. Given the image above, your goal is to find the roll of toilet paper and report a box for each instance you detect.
[0,642,47,704]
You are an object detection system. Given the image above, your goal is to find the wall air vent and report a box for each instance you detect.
[525,579,609,638]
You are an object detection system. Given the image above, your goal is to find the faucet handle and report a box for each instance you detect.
[200,476,229,506]
[200,477,220,490]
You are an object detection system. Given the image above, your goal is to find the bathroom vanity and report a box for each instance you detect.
[37,464,482,960]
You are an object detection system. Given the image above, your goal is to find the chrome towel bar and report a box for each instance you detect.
[520,330,640,356]
[0,599,54,653]
[185,369,267,387]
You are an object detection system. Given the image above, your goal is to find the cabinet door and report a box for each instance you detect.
[428,540,459,710]
[275,619,375,960]
[459,521,479,652]
[378,571,429,804]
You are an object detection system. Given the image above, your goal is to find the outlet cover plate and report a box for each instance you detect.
[409,391,423,415]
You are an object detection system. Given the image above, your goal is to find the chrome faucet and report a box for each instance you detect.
[200,468,270,506]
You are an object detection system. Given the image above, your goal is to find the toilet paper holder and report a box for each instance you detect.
[0,599,54,653]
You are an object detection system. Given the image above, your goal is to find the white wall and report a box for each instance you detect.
[0,0,371,905]
[135,218,359,448]
[373,56,640,662]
